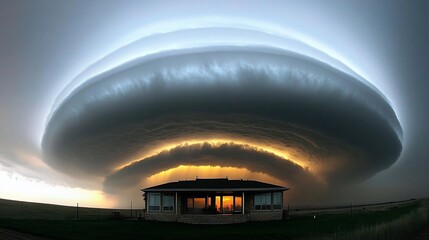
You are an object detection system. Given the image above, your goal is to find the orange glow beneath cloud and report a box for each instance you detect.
[142,165,287,188]
[0,169,117,208]
[115,138,317,176]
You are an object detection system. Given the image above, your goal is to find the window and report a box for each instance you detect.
[186,197,206,213]
[215,196,221,213]
[187,198,193,207]
[273,192,282,209]
[193,198,206,209]
[255,195,261,210]
[234,195,242,212]
[222,196,233,213]
[148,193,160,211]
[254,192,271,210]
[162,194,174,211]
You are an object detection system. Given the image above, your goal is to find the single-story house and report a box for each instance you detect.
[142,178,289,224]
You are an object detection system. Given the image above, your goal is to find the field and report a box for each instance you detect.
[0,198,428,240]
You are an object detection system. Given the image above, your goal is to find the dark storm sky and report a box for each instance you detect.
[0,0,428,207]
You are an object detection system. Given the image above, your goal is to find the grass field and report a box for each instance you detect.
[0,199,427,240]
[0,198,141,220]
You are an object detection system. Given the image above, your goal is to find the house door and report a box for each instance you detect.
[215,194,242,214]
[222,196,233,214]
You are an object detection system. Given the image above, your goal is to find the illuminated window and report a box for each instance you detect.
[234,195,242,212]
[162,194,174,211]
[222,196,233,213]
[186,197,206,213]
[254,192,271,210]
[273,192,282,209]
[194,198,206,209]
[187,198,193,208]
[215,196,221,213]
[148,193,160,211]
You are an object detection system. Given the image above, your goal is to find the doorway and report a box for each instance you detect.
[215,194,242,214]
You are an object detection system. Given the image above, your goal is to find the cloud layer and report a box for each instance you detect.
[103,142,318,192]
[42,46,402,199]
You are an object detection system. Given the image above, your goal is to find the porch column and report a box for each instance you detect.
[175,192,178,215]
[242,192,245,215]
[146,193,149,212]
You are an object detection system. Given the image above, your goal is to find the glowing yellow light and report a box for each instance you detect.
[142,165,286,188]
[115,137,315,174]
[0,169,117,208]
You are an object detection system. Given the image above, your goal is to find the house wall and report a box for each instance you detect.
[245,192,283,221]
[145,191,284,223]
[249,210,283,221]
[145,212,178,222]
[177,193,182,214]
[145,192,179,222]
[177,214,248,224]
[244,192,254,213]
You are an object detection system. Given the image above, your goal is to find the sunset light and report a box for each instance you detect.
[1,3,428,239]
[143,165,285,187]
[0,169,116,208]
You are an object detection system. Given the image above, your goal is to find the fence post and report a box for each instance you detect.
[77,202,79,221]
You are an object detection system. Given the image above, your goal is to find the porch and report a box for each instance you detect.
[142,178,288,223]
[182,192,244,215]
[178,213,248,224]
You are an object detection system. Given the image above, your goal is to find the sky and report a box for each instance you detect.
[0,0,428,209]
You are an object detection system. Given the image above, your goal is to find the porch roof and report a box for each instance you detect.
[142,178,289,192]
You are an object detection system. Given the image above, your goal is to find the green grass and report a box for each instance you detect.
[0,200,426,240]
[318,200,429,240]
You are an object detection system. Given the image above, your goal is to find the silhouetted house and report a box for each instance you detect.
[142,178,289,224]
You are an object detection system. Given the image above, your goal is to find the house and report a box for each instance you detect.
[142,178,289,224]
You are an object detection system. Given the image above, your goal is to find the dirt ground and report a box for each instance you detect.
[413,224,429,240]
[0,228,49,240]
[0,221,428,240]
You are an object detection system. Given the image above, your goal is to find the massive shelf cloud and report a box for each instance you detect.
[103,142,320,194]
[42,29,402,199]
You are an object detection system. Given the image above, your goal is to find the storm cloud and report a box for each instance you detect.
[103,142,318,192]
[42,43,402,197]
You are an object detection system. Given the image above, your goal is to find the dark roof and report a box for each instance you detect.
[142,178,289,192]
